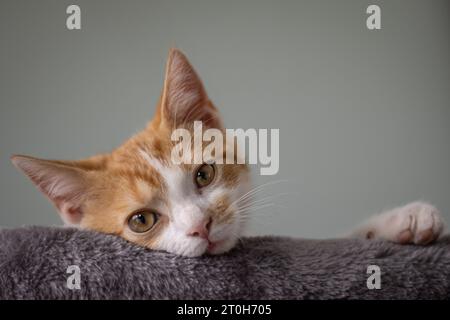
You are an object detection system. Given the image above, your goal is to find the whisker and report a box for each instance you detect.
[229,179,290,208]
[236,203,278,215]
[237,192,296,209]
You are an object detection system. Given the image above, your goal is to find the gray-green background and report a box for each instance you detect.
[1,0,449,238]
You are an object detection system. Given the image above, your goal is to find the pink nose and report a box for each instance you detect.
[187,218,212,239]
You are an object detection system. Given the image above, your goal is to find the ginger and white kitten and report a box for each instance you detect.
[11,49,445,257]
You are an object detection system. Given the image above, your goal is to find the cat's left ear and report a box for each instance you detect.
[158,48,223,129]
[10,155,100,226]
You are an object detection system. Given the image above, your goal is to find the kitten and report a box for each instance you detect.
[11,49,445,257]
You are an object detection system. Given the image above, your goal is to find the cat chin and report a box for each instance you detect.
[206,237,238,256]
[174,237,237,257]
[175,244,209,257]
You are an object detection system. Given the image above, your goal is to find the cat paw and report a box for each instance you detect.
[386,202,445,245]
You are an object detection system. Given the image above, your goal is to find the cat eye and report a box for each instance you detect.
[128,210,158,233]
[195,163,216,188]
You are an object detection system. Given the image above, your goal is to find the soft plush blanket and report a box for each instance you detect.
[0,226,449,299]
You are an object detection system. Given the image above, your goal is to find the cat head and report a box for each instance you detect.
[11,49,251,257]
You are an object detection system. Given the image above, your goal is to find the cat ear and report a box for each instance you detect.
[11,155,96,226]
[159,48,222,129]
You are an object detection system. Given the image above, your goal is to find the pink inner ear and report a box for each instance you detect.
[57,201,83,225]
[35,170,87,225]
[166,60,206,120]
[162,49,222,129]
[11,155,89,226]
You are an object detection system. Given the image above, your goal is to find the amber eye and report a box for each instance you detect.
[128,210,158,233]
[195,164,216,188]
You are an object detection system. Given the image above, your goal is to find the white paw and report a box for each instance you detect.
[384,202,445,245]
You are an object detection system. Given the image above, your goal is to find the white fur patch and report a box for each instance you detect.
[138,148,248,256]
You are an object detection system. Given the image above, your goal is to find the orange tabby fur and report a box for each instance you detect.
[12,49,250,257]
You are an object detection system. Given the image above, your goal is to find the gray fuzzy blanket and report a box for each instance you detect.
[0,226,449,299]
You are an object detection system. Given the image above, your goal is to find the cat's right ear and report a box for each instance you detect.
[10,155,98,226]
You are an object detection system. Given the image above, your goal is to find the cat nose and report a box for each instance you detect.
[187,218,212,239]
